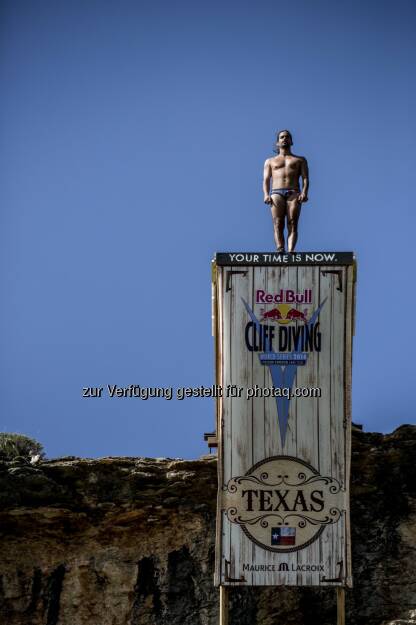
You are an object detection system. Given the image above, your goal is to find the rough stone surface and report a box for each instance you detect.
[0,426,415,625]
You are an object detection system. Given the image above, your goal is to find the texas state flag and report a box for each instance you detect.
[271,527,296,546]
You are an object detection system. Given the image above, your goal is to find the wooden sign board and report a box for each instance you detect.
[212,252,356,587]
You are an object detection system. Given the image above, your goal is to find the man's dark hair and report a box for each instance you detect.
[273,129,293,153]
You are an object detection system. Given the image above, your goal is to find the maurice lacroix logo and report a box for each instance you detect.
[242,289,326,446]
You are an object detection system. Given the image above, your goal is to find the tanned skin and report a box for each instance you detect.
[263,130,309,252]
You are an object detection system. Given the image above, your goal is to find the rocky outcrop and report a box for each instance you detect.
[0,426,415,625]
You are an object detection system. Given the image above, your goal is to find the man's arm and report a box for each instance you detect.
[263,159,272,204]
[298,158,309,203]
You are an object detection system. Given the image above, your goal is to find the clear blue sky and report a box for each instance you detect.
[1,0,415,459]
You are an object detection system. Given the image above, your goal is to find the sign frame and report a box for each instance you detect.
[212,253,356,589]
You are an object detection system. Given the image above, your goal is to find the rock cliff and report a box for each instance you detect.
[0,425,415,625]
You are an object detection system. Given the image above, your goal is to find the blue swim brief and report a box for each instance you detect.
[270,188,298,199]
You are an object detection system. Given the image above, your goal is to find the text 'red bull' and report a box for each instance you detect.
[256,289,312,304]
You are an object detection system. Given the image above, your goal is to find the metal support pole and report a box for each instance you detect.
[219,585,229,625]
[337,588,345,625]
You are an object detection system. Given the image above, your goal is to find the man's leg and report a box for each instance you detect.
[287,196,302,252]
[270,195,287,251]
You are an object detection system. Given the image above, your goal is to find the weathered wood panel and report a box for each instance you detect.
[214,256,355,587]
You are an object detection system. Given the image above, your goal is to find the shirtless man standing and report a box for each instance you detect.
[263,130,309,252]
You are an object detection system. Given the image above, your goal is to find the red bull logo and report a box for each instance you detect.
[260,304,308,324]
[256,289,312,305]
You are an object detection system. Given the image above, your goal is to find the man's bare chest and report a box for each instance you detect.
[271,157,301,175]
